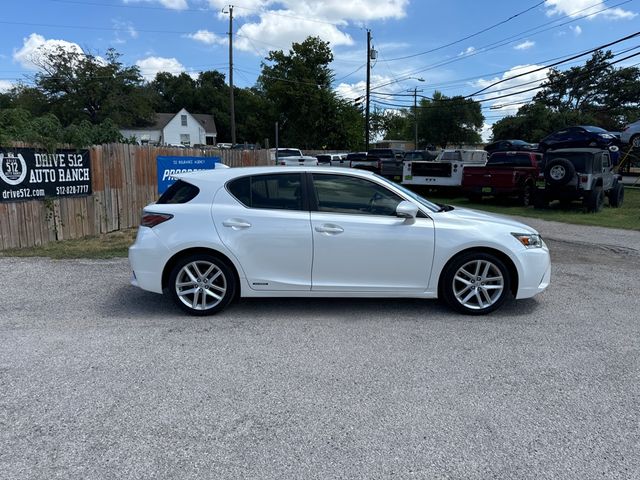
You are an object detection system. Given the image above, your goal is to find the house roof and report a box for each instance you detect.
[124,111,217,134]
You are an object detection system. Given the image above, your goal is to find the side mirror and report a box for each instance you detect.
[396,200,419,220]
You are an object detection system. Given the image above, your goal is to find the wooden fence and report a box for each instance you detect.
[0,144,270,250]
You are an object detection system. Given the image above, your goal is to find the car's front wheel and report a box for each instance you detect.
[441,252,511,315]
[168,254,236,315]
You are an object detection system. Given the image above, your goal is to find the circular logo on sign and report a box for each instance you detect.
[0,153,28,186]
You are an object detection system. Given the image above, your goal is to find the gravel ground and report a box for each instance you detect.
[1,219,639,479]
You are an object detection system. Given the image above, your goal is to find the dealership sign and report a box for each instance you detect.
[157,156,220,194]
[0,148,91,202]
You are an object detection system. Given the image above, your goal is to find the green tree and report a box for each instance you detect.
[34,47,154,127]
[417,91,484,148]
[257,36,358,149]
[370,108,411,142]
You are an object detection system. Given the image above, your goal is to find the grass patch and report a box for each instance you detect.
[0,228,137,259]
[425,187,640,231]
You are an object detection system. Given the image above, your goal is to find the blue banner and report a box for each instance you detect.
[157,156,220,194]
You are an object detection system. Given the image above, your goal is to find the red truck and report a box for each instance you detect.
[462,151,543,206]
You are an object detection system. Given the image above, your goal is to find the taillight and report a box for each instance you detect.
[141,212,173,228]
[406,162,412,172]
[580,175,589,184]
[279,161,286,166]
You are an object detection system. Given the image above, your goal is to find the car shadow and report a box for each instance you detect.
[102,285,542,323]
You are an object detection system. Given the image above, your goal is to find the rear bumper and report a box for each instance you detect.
[128,227,171,294]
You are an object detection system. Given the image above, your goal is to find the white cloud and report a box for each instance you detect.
[124,0,188,10]
[570,25,582,35]
[13,33,83,70]
[235,11,354,55]
[545,0,636,20]
[186,30,226,45]
[0,80,14,93]
[112,20,138,45]
[136,56,185,80]
[514,40,535,50]
[475,65,551,139]
[207,0,408,55]
[458,46,476,56]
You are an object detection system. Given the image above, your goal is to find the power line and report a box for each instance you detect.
[384,0,547,62]
[468,30,640,97]
[368,0,634,92]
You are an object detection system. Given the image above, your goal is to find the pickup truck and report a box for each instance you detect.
[462,151,542,206]
[271,148,318,166]
[350,149,405,181]
[402,149,487,189]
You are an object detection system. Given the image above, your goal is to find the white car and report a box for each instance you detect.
[129,167,550,316]
[620,119,640,148]
[269,148,318,166]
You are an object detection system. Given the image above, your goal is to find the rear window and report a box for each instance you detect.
[544,153,591,172]
[156,180,200,204]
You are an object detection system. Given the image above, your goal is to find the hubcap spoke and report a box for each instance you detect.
[454,275,472,285]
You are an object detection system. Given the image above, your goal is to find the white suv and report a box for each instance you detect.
[620,119,640,148]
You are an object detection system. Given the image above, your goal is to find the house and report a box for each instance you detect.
[121,108,217,146]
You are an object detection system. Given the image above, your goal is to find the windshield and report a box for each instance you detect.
[373,174,440,213]
[582,126,608,133]
[404,152,425,161]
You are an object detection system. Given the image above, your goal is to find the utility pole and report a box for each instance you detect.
[228,4,236,145]
[410,86,423,149]
[365,29,371,152]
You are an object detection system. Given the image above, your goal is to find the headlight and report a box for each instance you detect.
[511,232,543,248]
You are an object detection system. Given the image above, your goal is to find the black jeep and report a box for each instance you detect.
[534,148,624,212]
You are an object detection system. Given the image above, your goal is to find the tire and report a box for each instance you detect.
[583,186,604,213]
[519,184,534,207]
[533,189,548,209]
[468,193,482,203]
[631,134,640,150]
[544,158,575,186]
[168,254,236,316]
[609,182,624,208]
[440,252,512,315]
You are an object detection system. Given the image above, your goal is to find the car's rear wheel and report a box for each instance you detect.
[609,182,624,208]
[583,186,604,213]
[544,158,575,186]
[631,134,640,150]
[441,252,511,315]
[168,254,236,315]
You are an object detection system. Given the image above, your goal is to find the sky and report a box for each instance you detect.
[1,0,639,139]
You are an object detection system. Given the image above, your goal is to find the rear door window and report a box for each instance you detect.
[227,173,304,211]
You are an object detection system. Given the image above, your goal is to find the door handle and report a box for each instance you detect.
[222,219,252,230]
[315,224,344,234]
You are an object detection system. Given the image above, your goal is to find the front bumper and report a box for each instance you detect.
[515,244,551,299]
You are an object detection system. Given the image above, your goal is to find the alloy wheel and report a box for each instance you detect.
[452,260,504,310]
[175,260,227,311]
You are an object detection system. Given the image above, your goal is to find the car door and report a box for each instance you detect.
[309,173,435,292]
[601,153,614,190]
[213,172,313,291]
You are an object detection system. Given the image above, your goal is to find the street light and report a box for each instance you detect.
[408,78,425,149]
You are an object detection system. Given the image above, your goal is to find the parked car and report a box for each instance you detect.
[539,126,618,152]
[402,149,488,189]
[270,148,318,166]
[349,149,405,179]
[620,119,640,149]
[534,148,624,212]
[403,150,439,162]
[484,140,538,154]
[129,167,550,316]
[316,153,348,167]
[462,151,543,206]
